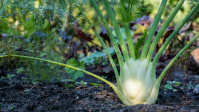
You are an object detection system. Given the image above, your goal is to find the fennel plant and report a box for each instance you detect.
[1,0,199,105]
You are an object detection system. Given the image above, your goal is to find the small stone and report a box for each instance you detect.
[193,87,199,94]
[191,48,199,65]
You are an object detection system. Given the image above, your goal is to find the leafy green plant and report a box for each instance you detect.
[80,47,115,66]
[7,74,16,80]
[65,58,85,79]
[164,81,181,92]
[9,106,15,110]
[194,84,199,94]
[0,32,66,82]
[76,81,88,85]
[144,0,199,23]
[16,67,24,74]
[1,0,199,106]
[0,0,70,36]
[187,81,194,90]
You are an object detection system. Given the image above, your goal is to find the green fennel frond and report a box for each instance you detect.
[115,0,145,23]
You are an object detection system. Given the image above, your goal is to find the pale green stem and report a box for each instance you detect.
[89,0,124,67]
[157,32,199,83]
[118,0,135,59]
[124,22,135,59]
[120,0,127,22]
[102,0,130,62]
[89,0,127,84]
[140,0,167,60]
[78,7,121,91]
[0,55,110,83]
[146,0,185,63]
[150,32,199,105]
[0,54,130,105]
[152,4,199,73]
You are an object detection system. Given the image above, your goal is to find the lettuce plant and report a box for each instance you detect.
[1,0,199,105]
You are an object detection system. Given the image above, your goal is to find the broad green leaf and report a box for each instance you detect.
[91,52,104,57]
[104,47,115,55]
[174,81,181,86]
[65,58,85,79]
[80,47,116,65]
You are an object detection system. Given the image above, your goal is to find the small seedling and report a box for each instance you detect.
[187,81,194,91]
[75,81,88,85]
[24,89,31,94]
[89,82,101,86]
[9,106,15,110]
[16,67,24,74]
[193,84,199,94]
[7,74,15,80]
[164,81,181,92]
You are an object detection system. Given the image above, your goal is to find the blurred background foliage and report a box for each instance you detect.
[0,0,198,82]
[0,0,198,38]
[144,0,199,23]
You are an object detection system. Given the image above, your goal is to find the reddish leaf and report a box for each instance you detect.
[99,24,113,45]
[133,15,154,27]
[73,21,93,42]
[129,22,137,31]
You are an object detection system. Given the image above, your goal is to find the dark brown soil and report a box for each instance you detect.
[0,62,199,112]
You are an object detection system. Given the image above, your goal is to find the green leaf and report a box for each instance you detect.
[104,47,115,55]
[195,84,199,88]
[174,81,181,86]
[112,28,134,42]
[164,84,173,90]
[76,80,87,85]
[80,47,116,65]
[89,82,101,86]
[91,52,104,57]
[135,30,147,59]
[65,58,85,79]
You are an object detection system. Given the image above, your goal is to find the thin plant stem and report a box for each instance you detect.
[140,0,167,60]
[102,0,130,62]
[157,32,199,83]
[117,0,136,59]
[146,0,185,63]
[89,0,124,67]
[0,55,110,84]
[0,54,131,105]
[152,4,199,71]
[124,22,135,59]
[78,6,122,91]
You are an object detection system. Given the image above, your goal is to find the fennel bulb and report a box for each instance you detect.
[121,59,157,105]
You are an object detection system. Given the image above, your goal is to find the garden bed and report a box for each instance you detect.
[0,64,199,112]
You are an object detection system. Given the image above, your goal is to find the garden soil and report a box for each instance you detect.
[0,59,199,112]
